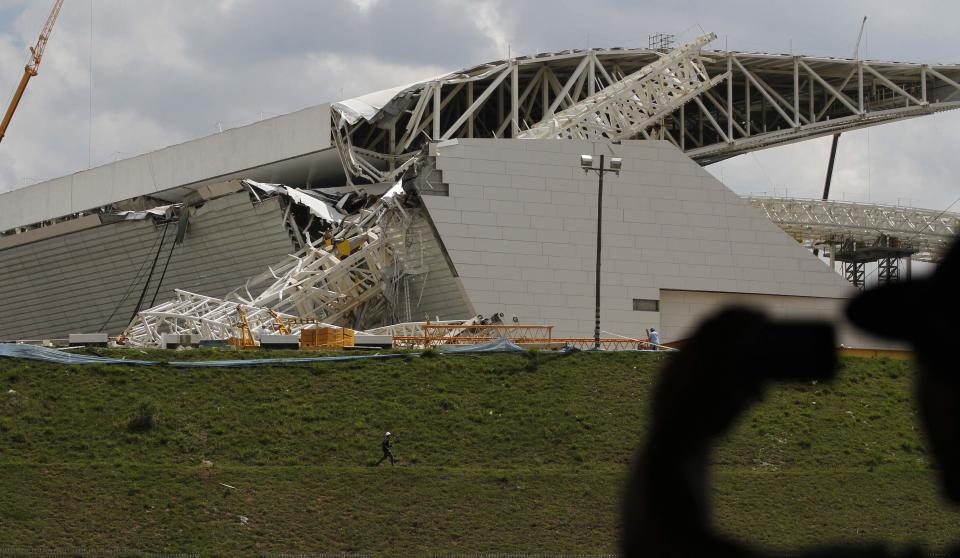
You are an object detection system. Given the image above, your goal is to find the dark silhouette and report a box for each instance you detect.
[377,431,395,466]
[621,237,960,557]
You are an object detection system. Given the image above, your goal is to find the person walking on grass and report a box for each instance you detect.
[377,431,395,466]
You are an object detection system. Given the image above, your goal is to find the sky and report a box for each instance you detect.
[0,0,957,212]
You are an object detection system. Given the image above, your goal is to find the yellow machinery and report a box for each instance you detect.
[0,0,65,144]
[268,309,291,335]
[231,305,257,349]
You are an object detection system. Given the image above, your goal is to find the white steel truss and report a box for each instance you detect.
[121,290,308,346]
[745,196,959,262]
[519,34,725,140]
[122,188,411,346]
[330,38,960,182]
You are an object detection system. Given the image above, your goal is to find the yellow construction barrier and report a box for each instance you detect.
[301,326,355,349]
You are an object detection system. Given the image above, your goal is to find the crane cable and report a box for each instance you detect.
[126,221,172,326]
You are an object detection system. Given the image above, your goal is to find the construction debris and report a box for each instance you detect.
[329,33,722,185]
[117,37,731,349]
[121,179,411,347]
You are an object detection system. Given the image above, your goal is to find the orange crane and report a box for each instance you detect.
[0,0,65,144]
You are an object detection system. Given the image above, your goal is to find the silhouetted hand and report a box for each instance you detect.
[621,308,835,557]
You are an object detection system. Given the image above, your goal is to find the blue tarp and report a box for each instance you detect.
[0,343,157,365]
[0,338,530,368]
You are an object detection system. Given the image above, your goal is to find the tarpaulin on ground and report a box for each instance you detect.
[0,343,404,367]
[0,343,157,365]
[434,338,526,353]
[0,339,530,367]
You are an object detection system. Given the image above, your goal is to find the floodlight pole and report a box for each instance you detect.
[581,153,620,350]
[594,154,604,351]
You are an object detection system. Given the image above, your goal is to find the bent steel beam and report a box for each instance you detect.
[331,40,960,182]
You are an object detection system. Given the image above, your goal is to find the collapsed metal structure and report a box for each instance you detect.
[122,182,411,346]
[116,34,960,346]
[330,34,960,184]
[126,36,736,346]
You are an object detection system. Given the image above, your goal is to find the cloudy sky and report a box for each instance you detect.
[0,0,957,211]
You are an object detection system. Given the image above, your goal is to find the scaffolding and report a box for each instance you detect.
[832,235,917,290]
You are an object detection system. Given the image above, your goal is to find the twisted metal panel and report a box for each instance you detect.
[519,34,724,141]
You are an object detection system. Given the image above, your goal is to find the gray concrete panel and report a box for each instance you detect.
[0,104,331,232]
[426,138,856,341]
[0,192,296,340]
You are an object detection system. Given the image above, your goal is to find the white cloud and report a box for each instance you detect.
[0,0,956,219]
[349,0,383,13]
[715,111,960,211]
[460,0,512,60]
[303,52,448,101]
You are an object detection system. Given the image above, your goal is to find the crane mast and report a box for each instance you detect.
[0,0,66,144]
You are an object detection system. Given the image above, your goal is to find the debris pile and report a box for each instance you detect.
[121,180,412,347]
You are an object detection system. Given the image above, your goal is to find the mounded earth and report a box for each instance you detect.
[1,348,957,556]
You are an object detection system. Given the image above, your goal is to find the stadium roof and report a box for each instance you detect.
[2,33,958,234]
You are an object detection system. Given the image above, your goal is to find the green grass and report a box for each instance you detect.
[1,351,958,555]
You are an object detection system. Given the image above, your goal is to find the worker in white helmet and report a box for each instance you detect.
[377,431,396,466]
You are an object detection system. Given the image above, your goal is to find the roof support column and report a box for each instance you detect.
[744,69,751,136]
[498,82,504,130]
[858,61,864,114]
[541,66,549,119]
[588,52,596,96]
[432,81,441,140]
[726,54,733,142]
[466,81,474,137]
[679,103,685,150]
[921,65,928,104]
[793,56,800,127]
[388,123,396,171]
[511,61,519,137]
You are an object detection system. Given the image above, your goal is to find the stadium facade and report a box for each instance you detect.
[1,35,957,346]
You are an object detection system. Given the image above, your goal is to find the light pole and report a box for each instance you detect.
[580,153,622,350]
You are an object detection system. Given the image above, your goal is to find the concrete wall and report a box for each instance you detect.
[0,192,296,340]
[401,209,474,322]
[660,289,899,349]
[422,138,855,339]
[0,104,331,232]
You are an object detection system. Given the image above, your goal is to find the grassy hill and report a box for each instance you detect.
[1,349,958,556]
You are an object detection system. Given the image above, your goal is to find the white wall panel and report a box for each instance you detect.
[0,104,331,231]
[424,138,859,342]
